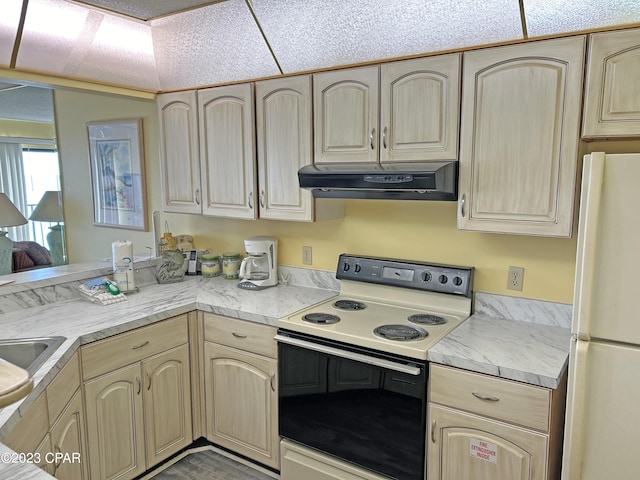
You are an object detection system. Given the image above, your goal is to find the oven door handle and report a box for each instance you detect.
[275,334,422,376]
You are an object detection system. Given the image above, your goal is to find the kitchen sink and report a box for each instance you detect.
[0,337,66,375]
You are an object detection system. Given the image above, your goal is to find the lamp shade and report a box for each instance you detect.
[0,193,28,227]
[29,191,63,222]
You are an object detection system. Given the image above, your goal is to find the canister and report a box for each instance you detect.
[222,252,242,279]
[201,253,221,278]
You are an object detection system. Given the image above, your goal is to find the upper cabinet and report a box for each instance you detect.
[313,54,461,164]
[583,27,640,138]
[198,84,257,219]
[157,91,202,214]
[380,55,460,162]
[457,36,586,237]
[256,75,344,222]
[314,66,379,163]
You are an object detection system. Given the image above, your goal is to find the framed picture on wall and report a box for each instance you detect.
[87,118,148,231]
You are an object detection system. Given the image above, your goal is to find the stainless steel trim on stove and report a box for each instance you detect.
[274,334,422,375]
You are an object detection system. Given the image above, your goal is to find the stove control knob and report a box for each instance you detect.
[343,262,350,272]
[354,264,362,273]
[453,276,463,286]
[422,272,432,283]
[438,274,448,284]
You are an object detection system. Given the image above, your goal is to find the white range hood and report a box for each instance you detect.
[1,0,639,92]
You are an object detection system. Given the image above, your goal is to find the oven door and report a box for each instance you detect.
[276,330,428,480]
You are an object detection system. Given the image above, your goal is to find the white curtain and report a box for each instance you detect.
[0,142,29,241]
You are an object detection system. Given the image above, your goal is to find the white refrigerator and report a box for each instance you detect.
[562,152,640,479]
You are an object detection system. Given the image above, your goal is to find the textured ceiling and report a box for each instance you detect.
[0,83,55,123]
[1,0,640,92]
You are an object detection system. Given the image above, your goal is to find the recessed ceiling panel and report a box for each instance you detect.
[75,0,223,21]
[250,0,524,73]
[151,0,280,91]
[17,0,160,91]
[0,0,24,67]
[524,0,640,37]
[0,85,55,123]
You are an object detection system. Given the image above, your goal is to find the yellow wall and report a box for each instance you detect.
[52,87,583,304]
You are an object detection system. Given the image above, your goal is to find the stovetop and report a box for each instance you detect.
[278,254,474,360]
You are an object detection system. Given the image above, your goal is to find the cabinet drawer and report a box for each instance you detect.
[430,364,551,432]
[203,314,276,359]
[82,315,189,380]
[47,352,80,423]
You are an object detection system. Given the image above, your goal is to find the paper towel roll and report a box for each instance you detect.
[112,240,135,292]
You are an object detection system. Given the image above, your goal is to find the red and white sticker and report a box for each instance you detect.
[470,438,498,463]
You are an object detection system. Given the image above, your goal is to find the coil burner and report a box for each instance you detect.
[332,300,367,311]
[408,314,448,326]
[373,324,428,341]
[302,313,341,325]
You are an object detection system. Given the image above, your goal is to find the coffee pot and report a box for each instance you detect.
[238,236,277,290]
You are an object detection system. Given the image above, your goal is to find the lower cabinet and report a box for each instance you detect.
[203,314,279,469]
[50,390,89,480]
[84,344,192,480]
[428,364,566,480]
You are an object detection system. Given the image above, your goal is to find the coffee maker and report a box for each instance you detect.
[238,236,278,290]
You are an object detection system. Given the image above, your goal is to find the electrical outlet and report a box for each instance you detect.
[507,266,524,291]
[302,246,312,265]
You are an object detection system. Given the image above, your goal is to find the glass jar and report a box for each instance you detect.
[201,253,221,278]
[222,252,242,280]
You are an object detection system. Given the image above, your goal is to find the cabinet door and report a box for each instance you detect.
[314,66,379,163]
[50,389,88,480]
[142,344,192,466]
[198,84,257,219]
[429,404,548,480]
[84,363,145,480]
[157,91,202,214]
[583,27,640,137]
[380,54,461,163]
[458,36,585,237]
[256,75,314,221]
[204,342,278,469]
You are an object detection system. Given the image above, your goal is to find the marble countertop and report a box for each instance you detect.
[428,313,572,389]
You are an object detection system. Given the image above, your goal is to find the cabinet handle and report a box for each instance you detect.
[472,392,500,402]
[270,374,276,392]
[259,190,265,208]
[459,193,466,218]
[131,341,149,350]
[369,128,376,150]
[136,376,141,395]
[232,332,248,339]
[382,126,388,149]
[195,188,201,205]
[147,372,151,390]
[431,420,436,443]
[248,192,254,209]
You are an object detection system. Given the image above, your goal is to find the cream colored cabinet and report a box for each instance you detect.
[203,314,279,469]
[50,390,88,480]
[157,91,202,214]
[142,344,192,467]
[428,364,566,480]
[314,55,460,165]
[84,363,146,480]
[3,391,54,475]
[583,27,640,137]
[380,55,460,162]
[198,83,257,219]
[256,75,344,222]
[4,353,88,479]
[458,36,585,237]
[82,316,191,480]
[314,66,379,163]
